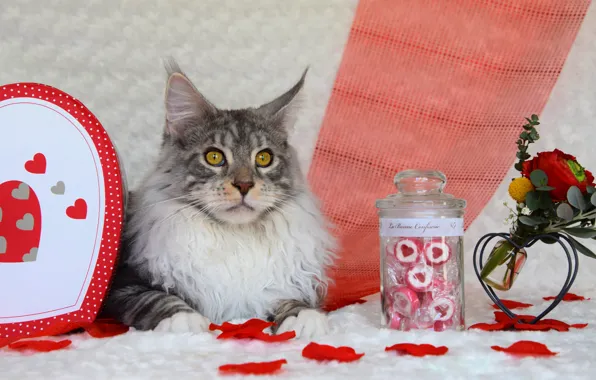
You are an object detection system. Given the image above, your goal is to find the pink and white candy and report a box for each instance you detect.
[405,264,433,292]
[423,239,452,266]
[390,238,424,265]
[390,286,420,317]
[429,297,456,322]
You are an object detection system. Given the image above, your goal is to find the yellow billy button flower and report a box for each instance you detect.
[508,177,534,203]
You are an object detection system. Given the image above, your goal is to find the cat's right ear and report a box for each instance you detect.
[164,67,216,137]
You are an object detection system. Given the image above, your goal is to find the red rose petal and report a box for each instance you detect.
[543,293,590,301]
[492,300,533,310]
[513,323,569,332]
[211,319,295,342]
[468,322,513,331]
[491,341,557,357]
[8,339,72,352]
[210,319,273,333]
[323,299,367,312]
[494,311,535,323]
[385,343,448,357]
[218,359,287,375]
[83,321,130,338]
[253,331,296,342]
[302,342,365,362]
[571,323,588,329]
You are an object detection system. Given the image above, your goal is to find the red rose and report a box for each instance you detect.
[522,149,594,202]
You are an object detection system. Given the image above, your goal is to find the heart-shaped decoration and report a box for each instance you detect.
[51,181,65,195]
[25,153,47,174]
[473,232,578,324]
[0,181,41,262]
[0,82,125,342]
[66,198,87,220]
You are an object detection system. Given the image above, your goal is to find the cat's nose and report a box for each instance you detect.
[232,181,254,196]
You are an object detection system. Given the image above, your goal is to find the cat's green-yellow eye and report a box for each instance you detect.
[205,149,226,167]
[255,150,273,168]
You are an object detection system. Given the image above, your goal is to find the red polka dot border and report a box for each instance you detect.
[0,82,124,340]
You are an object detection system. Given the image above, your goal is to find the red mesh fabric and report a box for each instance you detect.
[309,0,590,307]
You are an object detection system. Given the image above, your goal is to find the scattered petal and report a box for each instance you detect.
[210,319,273,333]
[84,321,129,338]
[323,299,367,312]
[8,339,72,352]
[468,322,513,331]
[513,323,568,332]
[571,323,588,329]
[543,293,590,302]
[302,342,365,362]
[385,343,448,357]
[493,311,535,323]
[211,319,295,342]
[491,341,557,357]
[218,359,287,375]
[492,300,533,310]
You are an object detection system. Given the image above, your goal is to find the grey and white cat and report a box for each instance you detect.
[101,61,336,338]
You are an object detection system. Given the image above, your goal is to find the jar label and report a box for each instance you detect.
[380,218,464,237]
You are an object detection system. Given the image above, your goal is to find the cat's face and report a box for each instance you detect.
[158,62,305,225]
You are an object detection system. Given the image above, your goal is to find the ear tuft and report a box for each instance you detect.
[163,58,216,136]
[256,68,308,129]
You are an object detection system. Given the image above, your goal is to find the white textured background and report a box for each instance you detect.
[1,1,596,378]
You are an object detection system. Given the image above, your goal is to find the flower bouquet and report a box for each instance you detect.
[480,115,596,291]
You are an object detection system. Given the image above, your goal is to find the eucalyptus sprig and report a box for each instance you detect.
[514,114,540,172]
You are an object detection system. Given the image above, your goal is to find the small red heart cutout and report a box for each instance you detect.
[401,245,415,257]
[432,247,443,259]
[24,153,47,174]
[414,272,426,283]
[66,198,87,220]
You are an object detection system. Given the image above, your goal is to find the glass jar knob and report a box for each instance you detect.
[393,169,447,195]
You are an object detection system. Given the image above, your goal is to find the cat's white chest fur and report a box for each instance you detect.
[127,190,334,324]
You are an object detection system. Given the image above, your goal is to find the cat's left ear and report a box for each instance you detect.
[256,68,308,129]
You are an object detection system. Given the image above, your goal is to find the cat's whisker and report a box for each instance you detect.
[131,195,189,213]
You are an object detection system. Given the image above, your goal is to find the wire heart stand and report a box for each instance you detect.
[473,232,579,324]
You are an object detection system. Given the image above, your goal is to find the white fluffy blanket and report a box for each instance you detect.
[2,286,595,379]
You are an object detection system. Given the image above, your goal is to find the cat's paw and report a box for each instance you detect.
[154,311,210,334]
[277,309,329,339]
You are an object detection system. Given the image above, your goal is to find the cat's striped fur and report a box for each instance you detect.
[100,61,336,338]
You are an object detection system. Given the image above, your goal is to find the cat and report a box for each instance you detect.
[100,60,336,339]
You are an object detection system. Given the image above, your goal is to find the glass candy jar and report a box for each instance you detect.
[376,170,467,331]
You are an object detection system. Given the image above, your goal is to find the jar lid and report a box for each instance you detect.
[375,169,467,210]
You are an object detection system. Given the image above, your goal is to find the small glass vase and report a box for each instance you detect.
[480,231,528,291]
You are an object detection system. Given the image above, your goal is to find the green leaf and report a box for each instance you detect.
[540,236,558,245]
[523,124,533,131]
[514,162,523,171]
[536,186,555,191]
[566,235,596,259]
[520,131,529,140]
[587,186,596,194]
[556,203,574,221]
[530,169,548,187]
[529,130,540,140]
[516,152,531,160]
[591,192,596,207]
[564,228,596,239]
[525,191,540,211]
[538,192,553,210]
[519,215,546,226]
[567,186,587,211]
[531,114,539,122]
